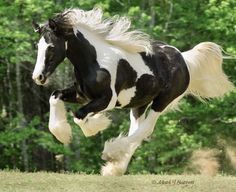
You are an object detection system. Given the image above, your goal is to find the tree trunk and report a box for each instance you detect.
[16,61,29,171]
[164,0,173,32]
[149,0,156,27]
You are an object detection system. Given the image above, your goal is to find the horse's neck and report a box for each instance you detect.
[72,26,125,69]
[66,30,99,80]
[66,26,120,79]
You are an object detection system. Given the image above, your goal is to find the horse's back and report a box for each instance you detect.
[141,41,190,92]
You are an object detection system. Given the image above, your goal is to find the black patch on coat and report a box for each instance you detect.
[124,74,160,108]
[66,31,112,99]
[115,59,137,94]
[140,41,190,112]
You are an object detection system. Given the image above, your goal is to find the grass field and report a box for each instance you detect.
[0,171,236,192]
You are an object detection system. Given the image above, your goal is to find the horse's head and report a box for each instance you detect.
[32,19,67,85]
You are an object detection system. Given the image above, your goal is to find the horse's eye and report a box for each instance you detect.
[48,46,54,51]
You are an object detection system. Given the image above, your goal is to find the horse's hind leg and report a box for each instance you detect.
[123,92,185,161]
[128,105,147,136]
[101,91,185,176]
[101,106,159,176]
[101,105,147,161]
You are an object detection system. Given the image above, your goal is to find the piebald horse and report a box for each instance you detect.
[32,8,234,176]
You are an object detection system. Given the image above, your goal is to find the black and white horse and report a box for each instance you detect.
[32,8,234,176]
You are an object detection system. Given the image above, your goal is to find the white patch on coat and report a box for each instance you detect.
[32,37,51,84]
[126,52,153,77]
[48,95,72,144]
[117,87,136,107]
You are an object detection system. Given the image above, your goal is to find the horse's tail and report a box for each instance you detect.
[182,42,235,99]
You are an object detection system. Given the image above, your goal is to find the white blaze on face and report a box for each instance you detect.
[32,36,51,84]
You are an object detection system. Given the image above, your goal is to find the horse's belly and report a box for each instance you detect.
[117,74,161,108]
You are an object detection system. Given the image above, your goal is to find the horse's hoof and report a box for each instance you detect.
[101,161,127,176]
[49,122,72,144]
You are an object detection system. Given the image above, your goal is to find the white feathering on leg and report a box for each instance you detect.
[101,160,129,176]
[101,135,140,177]
[49,95,72,144]
[74,113,111,137]
[102,135,138,161]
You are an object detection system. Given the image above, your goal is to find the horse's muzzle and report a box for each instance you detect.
[32,74,47,85]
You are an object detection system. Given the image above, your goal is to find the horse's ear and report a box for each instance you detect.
[32,20,41,33]
[48,18,58,33]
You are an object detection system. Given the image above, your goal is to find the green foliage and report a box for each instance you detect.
[0,115,70,170]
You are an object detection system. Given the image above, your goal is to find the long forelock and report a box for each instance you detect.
[55,8,153,55]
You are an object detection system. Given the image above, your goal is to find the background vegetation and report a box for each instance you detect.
[0,0,235,175]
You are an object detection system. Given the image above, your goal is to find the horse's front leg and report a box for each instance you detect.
[49,84,79,144]
[73,95,113,137]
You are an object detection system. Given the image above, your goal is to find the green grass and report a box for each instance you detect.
[0,171,235,192]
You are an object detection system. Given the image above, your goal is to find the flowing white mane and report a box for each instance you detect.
[62,8,153,55]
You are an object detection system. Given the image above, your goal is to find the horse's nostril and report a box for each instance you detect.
[37,74,47,84]
[38,74,44,81]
